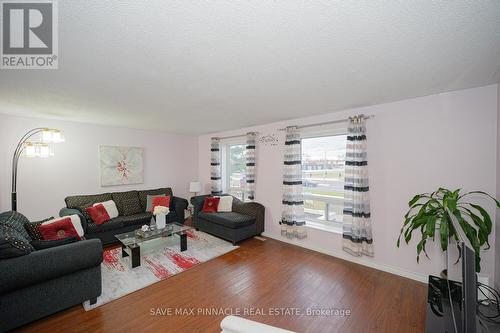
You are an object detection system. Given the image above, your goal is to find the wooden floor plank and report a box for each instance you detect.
[14,234,427,333]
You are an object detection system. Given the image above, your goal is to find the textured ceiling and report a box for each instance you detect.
[0,1,499,135]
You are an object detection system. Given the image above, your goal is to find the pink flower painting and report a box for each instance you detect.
[100,145,144,186]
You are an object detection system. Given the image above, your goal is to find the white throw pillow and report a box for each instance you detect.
[217,196,233,212]
[42,215,84,237]
[93,200,119,219]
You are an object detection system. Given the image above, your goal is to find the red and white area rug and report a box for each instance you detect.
[83,230,238,310]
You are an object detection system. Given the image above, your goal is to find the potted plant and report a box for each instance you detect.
[397,188,499,272]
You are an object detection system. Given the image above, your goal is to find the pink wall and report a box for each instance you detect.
[0,114,198,220]
[1,85,497,284]
[198,85,498,282]
[496,84,500,290]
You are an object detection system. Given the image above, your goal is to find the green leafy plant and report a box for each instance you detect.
[397,188,499,272]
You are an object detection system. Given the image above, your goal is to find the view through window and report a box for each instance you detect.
[301,134,347,228]
[226,143,246,201]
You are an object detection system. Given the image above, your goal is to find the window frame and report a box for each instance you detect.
[220,138,247,201]
[300,125,348,234]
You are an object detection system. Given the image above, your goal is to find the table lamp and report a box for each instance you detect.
[189,182,202,196]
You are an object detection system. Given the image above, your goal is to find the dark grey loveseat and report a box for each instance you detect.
[60,187,189,245]
[191,195,265,244]
[0,211,102,332]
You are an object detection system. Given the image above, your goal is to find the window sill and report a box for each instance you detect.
[306,221,342,235]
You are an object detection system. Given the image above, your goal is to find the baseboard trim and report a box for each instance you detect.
[261,232,428,284]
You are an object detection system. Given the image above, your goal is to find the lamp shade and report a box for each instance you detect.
[23,142,54,158]
[189,181,202,193]
[41,128,65,144]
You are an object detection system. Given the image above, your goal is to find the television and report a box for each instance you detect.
[426,211,478,333]
[447,211,478,333]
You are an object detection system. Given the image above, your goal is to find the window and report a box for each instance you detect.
[221,141,246,201]
[301,133,347,231]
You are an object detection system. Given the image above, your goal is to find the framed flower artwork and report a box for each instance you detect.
[99,145,144,186]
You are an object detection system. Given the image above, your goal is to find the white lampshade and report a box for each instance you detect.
[189,181,202,193]
[41,128,65,144]
[24,142,54,158]
[24,143,36,157]
[39,144,51,158]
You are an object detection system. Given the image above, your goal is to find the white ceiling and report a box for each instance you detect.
[0,1,499,135]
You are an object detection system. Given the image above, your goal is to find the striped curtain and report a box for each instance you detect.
[342,116,373,256]
[210,137,222,195]
[281,126,307,239]
[245,132,257,201]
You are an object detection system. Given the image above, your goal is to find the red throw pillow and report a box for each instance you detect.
[151,195,171,211]
[86,204,111,225]
[202,197,220,213]
[39,217,81,240]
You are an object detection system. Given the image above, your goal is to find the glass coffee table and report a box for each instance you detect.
[115,222,192,268]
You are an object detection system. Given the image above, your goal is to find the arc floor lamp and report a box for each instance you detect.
[11,128,65,211]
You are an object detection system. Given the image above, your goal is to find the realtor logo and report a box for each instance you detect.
[1,0,58,69]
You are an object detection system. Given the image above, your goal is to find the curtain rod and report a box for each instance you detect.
[212,131,257,140]
[278,114,375,131]
[213,114,375,139]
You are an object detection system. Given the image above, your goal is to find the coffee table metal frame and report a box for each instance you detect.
[115,222,191,268]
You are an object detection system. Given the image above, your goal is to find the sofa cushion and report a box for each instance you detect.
[217,196,233,212]
[0,211,34,259]
[0,239,103,295]
[146,194,165,211]
[138,188,173,211]
[39,217,81,241]
[86,212,153,234]
[87,219,124,234]
[0,211,32,241]
[113,212,152,226]
[198,212,255,229]
[151,196,171,212]
[65,193,113,221]
[0,224,34,259]
[112,191,142,216]
[43,215,85,238]
[24,216,53,241]
[93,200,119,219]
[86,204,110,225]
[202,197,220,213]
[30,237,78,250]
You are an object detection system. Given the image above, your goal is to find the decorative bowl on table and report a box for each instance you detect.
[135,227,160,238]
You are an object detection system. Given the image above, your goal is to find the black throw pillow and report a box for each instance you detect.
[0,238,28,258]
[24,216,54,241]
[30,236,78,250]
[0,211,32,240]
[0,225,34,259]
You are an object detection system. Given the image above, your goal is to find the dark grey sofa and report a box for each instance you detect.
[191,194,265,244]
[60,187,189,245]
[0,238,103,332]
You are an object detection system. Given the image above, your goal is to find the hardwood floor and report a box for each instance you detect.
[16,235,427,333]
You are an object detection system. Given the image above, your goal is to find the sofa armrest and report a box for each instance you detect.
[190,195,211,217]
[60,207,88,233]
[0,239,103,295]
[232,201,265,234]
[172,196,188,222]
